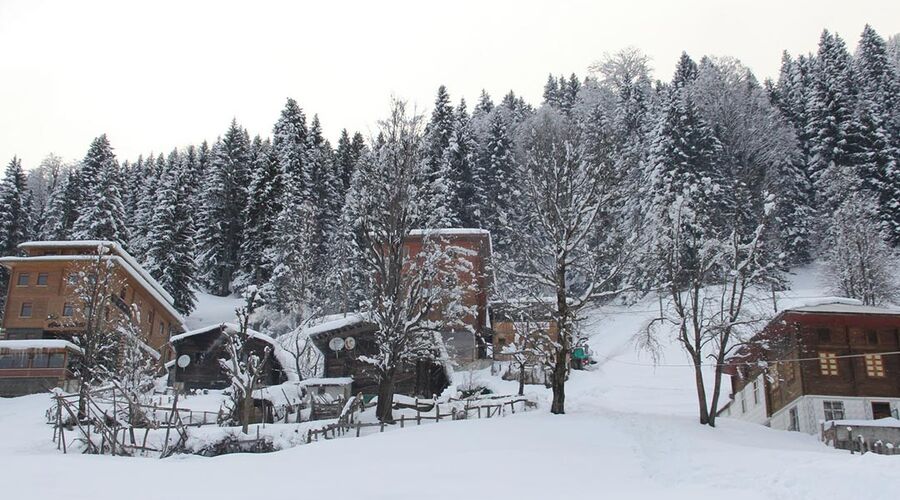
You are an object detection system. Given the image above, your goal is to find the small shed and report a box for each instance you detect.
[306,314,450,399]
[168,323,292,391]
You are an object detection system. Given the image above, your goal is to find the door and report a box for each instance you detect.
[872,402,892,420]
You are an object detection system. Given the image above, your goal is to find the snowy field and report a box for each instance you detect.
[2,270,899,499]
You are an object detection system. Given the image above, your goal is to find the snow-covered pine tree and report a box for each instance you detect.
[196,120,252,296]
[853,25,900,244]
[237,136,281,291]
[43,168,80,239]
[421,85,459,227]
[806,30,860,215]
[448,99,479,227]
[263,173,317,318]
[0,156,32,321]
[128,153,165,259]
[473,107,515,245]
[72,135,130,245]
[473,89,494,118]
[306,115,341,292]
[272,98,310,199]
[143,163,198,315]
[0,157,33,255]
[542,74,561,108]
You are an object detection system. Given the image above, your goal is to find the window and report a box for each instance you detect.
[769,365,780,387]
[148,309,155,327]
[752,379,760,405]
[16,273,29,286]
[819,352,838,376]
[47,353,66,368]
[0,354,27,369]
[816,328,831,342]
[866,330,878,345]
[872,402,892,420]
[36,273,48,286]
[31,354,50,368]
[823,401,845,421]
[158,322,165,337]
[62,303,74,317]
[865,354,885,377]
[789,407,799,431]
[119,287,127,300]
[20,302,32,318]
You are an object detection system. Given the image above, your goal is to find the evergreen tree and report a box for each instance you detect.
[0,157,32,254]
[196,120,252,295]
[272,98,310,199]
[474,89,494,117]
[806,30,860,213]
[143,165,198,314]
[448,99,479,226]
[72,135,129,245]
[420,85,459,227]
[237,136,281,289]
[474,108,515,243]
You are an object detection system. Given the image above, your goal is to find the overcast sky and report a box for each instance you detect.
[0,0,897,168]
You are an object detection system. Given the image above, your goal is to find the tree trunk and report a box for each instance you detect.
[376,376,395,423]
[691,354,710,425]
[518,362,526,396]
[708,363,727,427]
[550,347,568,414]
[241,392,253,434]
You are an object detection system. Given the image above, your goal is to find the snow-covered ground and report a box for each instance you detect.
[2,267,898,499]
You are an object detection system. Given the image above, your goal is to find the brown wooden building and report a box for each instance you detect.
[721,301,900,434]
[404,229,492,363]
[489,299,559,361]
[0,240,184,396]
[167,323,290,391]
[307,314,450,399]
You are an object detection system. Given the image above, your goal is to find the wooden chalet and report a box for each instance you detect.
[721,301,900,434]
[489,299,559,361]
[307,314,450,400]
[167,323,290,391]
[404,229,492,363]
[0,240,185,396]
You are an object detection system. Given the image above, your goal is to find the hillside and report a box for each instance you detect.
[2,267,899,499]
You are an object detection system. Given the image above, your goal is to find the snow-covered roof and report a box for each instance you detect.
[305,313,372,338]
[824,418,900,429]
[5,240,184,326]
[407,228,490,237]
[297,377,353,386]
[0,339,83,354]
[784,299,900,316]
[170,323,299,381]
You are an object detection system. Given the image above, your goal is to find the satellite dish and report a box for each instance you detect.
[344,337,356,350]
[328,337,345,352]
[176,354,191,368]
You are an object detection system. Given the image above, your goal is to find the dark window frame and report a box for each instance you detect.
[36,272,49,286]
[824,400,845,421]
[20,302,33,318]
[16,273,29,286]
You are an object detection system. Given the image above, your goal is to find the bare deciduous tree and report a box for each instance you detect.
[220,287,270,434]
[345,99,471,422]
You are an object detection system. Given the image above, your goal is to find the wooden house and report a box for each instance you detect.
[307,314,450,400]
[720,301,900,434]
[404,229,492,363]
[167,323,291,391]
[0,240,184,396]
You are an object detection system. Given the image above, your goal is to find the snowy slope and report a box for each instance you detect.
[2,266,899,499]
[183,292,243,330]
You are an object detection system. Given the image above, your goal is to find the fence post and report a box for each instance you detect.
[400,415,405,428]
[307,429,312,444]
[356,422,361,438]
[380,421,385,433]
[435,403,440,422]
